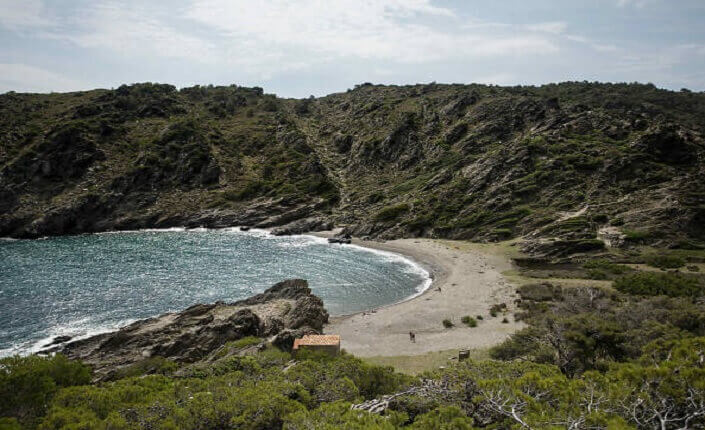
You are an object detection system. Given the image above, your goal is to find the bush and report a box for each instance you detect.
[623,229,651,242]
[109,356,178,380]
[476,315,483,320]
[225,181,268,201]
[613,272,702,297]
[646,254,686,269]
[442,319,454,328]
[461,316,477,327]
[583,259,632,275]
[502,317,509,324]
[490,303,507,316]
[518,283,561,301]
[0,354,91,428]
[374,203,410,222]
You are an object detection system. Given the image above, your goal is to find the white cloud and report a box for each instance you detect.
[527,21,568,34]
[616,0,653,8]
[566,34,619,53]
[0,63,89,93]
[184,0,558,68]
[0,0,51,29]
[53,3,217,62]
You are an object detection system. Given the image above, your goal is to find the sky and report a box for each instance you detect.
[1,0,704,97]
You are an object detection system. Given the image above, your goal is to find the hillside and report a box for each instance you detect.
[1,82,704,255]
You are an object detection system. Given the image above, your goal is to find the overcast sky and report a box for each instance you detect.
[1,0,704,97]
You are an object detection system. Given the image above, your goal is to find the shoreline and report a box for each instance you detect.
[1,227,437,357]
[315,232,524,357]
[3,227,523,360]
[310,231,445,317]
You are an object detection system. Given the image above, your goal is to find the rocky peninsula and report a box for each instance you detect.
[44,279,328,381]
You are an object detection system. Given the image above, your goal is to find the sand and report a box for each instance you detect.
[316,234,524,357]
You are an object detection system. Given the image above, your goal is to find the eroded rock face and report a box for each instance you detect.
[49,279,328,381]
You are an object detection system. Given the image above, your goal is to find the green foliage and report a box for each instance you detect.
[517,283,561,301]
[228,336,261,349]
[583,259,632,274]
[645,254,686,269]
[0,354,91,428]
[460,316,477,327]
[623,229,651,242]
[109,356,178,380]
[410,406,474,429]
[374,203,410,222]
[16,351,408,430]
[614,272,702,297]
[285,401,407,429]
[442,319,454,328]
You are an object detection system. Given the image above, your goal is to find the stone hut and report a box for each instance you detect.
[293,334,341,356]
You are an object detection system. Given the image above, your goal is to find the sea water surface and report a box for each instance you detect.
[0,228,430,357]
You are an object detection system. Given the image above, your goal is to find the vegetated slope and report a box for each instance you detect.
[1,82,704,253]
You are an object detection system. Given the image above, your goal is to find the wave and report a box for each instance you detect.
[0,317,138,358]
[344,243,433,296]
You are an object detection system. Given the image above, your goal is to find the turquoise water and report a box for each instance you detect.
[0,228,430,357]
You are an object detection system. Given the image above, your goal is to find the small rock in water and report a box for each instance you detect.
[44,335,72,347]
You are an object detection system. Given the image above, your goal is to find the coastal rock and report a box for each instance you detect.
[50,279,328,381]
[43,335,73,347]
[270,216,334,236]
[272,327,319,352]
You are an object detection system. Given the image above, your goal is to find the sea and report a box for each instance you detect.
[0,228,431,357]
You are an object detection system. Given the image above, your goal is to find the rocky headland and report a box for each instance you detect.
[44,279,328,381]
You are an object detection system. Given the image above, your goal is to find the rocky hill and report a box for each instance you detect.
[1,82,704,254]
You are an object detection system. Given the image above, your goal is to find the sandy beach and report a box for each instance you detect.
[316,234,524,357]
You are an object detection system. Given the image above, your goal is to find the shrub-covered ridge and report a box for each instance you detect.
[1,82,704,255]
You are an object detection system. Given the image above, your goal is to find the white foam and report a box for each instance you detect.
[2,227,434,354]
[0,317,138,358]
[274,234,328,248]
[343,243,433,298]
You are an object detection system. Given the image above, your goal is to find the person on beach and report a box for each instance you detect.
[409,331,416,343]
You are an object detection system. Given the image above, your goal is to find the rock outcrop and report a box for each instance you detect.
[48,279,328,381]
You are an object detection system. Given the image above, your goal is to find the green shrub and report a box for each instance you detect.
[645,254,686,269]
[490,228,512,237]
[410,406,474,429]
[110,356,178,380]
[586,269,609,280]
[442,319,454,328]
[518,283,561,301]
[623,229,651,241]
[613,272,702,297]
[476,315,483,320]
[225,181,268,201]
[461,316,477,327]
[0,354,91,428]
[374,203,410,222]
[583,259,632,274]
[230,336,262,349]
[490,303,507,315]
